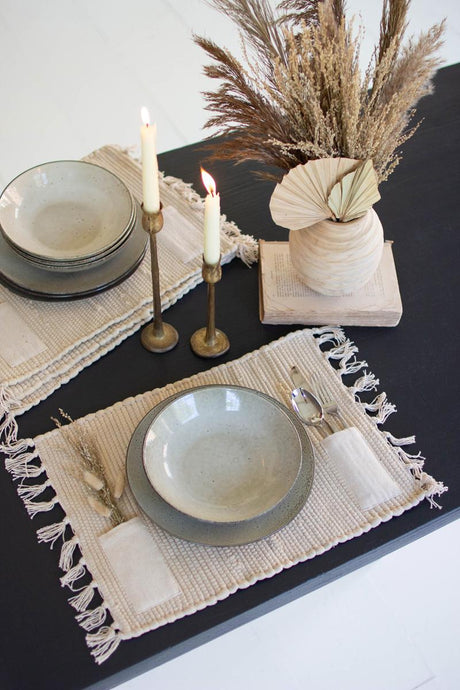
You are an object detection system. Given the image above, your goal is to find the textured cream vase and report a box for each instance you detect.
[288,208,384,296]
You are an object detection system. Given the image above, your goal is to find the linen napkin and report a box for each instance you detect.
[0,302,48,367]
[321,426,402,511]
[99,517,180,614]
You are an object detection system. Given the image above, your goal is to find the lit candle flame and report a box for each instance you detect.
[201,167,217,197]
[141,106,150,127]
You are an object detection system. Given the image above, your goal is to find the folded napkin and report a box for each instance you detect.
[0,145,258,417]
[321,427,402,511]
[99,518,180,614]
[0,302,48,367]
[2,327,446,664]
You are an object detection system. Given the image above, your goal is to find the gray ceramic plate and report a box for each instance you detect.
[126,385,315,546]
[0,201,148,299]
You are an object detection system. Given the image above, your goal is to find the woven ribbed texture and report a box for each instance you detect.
[28,328,443,653]
[0,146,257,414]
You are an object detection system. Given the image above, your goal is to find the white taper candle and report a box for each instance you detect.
[201,168,220,265]
[140,107,160,213]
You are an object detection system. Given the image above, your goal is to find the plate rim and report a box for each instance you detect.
[126,385,315,547]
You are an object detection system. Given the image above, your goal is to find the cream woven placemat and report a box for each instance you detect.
[0,146,257,415]
[2,327,446,663]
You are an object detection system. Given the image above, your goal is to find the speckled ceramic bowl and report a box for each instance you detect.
[142,385,304,524]
[11,200,137,273]
[0,160,134,264]
[128,387,314,546]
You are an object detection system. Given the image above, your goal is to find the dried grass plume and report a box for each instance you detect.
[195,0,445,182]
[52,409,126,527]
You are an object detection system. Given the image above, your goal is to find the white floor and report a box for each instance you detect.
[1,2,459,689]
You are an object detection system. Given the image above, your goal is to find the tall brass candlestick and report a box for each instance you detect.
[140,205,179,353]
[190,256,229,358]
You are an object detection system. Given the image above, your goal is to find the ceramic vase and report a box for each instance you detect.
[288,208,384,296]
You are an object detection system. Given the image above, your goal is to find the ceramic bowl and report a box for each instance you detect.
[142,385,303,523]
[128,390,314,546]
[0,200,148,299]
[0,160,134,263]
[13,200,137,273]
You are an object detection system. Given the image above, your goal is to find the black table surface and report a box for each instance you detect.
[1,63,459,690]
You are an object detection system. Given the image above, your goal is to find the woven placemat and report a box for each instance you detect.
[2,327,446,663]
[0,145,257,415]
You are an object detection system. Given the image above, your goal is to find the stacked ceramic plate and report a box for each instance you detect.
[0,160,148,298]
[126,385,315,546]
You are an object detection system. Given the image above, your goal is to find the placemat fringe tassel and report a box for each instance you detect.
[312,328,447,508]
[86,624,123,665]
[0,387,121,666]
[76,605,108,632]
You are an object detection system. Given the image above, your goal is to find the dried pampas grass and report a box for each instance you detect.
[195,0,445,182]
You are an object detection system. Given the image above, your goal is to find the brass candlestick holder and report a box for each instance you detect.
[140,204,179,353]
[190,256,230,358]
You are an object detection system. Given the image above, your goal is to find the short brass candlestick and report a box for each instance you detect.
[190,256,230,358]
[140,205,179,353]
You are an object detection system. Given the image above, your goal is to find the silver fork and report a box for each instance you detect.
[310,372,345,430]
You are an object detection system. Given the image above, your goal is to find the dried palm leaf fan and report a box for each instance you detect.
[270,158,381,230]
[328,160,381,222]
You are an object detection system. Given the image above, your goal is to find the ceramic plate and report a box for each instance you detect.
[143,386,302,523]
[0,201,147,299]
[127,386,315,546]
[0,160,134,262]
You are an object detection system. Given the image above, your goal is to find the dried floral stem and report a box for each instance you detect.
[195,0,445,182]
[52,409,126,527]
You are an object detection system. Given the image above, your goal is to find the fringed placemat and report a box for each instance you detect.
[1,327,446,664]
[0,145,257,416]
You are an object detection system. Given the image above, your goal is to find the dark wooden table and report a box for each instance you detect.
[1,63,459,690]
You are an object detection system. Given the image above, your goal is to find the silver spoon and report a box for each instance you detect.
[289,367,334,434]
